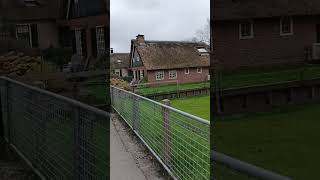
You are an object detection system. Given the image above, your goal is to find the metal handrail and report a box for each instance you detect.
[211,151,292,180]
[0,76,109,117]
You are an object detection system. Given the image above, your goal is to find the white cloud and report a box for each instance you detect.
[111,0,209,53]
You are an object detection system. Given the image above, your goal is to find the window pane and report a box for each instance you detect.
[241,22,252,37]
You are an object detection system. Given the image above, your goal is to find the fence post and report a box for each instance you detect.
[162,99,171,166]
[0,80,9,142]
[132,95,140,131]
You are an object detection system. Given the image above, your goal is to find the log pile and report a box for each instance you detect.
[111,78,130,90]
[0,51,41,76]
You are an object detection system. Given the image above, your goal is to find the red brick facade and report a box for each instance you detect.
[214,16,320,68]
[147,67,209,84]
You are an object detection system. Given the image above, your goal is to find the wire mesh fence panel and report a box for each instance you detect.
[0,77,109,180]
[111,86,210,180]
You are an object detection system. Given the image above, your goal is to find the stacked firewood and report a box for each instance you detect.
[0,51,41,76]
[111,78,130,90]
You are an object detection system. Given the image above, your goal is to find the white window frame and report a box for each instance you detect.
[184,68,190,74]
[156,71,164,80]
[16,24,32,47]
[140,70,144,79]
[75,28,83,57]
[96,25,106,55]
[239,20,254,39]
[197,67,202,73]
[115,69,121,76]
[280,17,293,36]
[169,70,177,79]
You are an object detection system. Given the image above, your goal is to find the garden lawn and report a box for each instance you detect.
[219,64,320,89]
[170,96,210,121]
[136,82,209,95]
[213,103,320,180]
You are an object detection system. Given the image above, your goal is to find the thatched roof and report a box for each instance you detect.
[132,39,210,70]
[214,0,320,21]
[110,53,130,69]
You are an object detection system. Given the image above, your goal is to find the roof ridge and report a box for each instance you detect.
[132,39,208,45]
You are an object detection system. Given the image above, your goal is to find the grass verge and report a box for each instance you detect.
[213,102,320,179]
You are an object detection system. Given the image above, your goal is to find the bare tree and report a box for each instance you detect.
[193,19,210,44]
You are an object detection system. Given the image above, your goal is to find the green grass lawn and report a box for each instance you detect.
[213,103,320,180]
[170,96,210,121]
[218,64,320,89]
[136,81,209,95]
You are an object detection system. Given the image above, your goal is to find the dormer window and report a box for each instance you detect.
[117,59,122,64]
[197,47,209,56]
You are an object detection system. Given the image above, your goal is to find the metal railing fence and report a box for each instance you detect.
[0,77,109,180]
[111,86,210,180]
[211,151,292,180]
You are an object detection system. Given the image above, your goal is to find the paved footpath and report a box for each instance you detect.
[110,119,147,180]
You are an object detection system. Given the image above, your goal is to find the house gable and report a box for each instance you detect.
[131,47,144,68]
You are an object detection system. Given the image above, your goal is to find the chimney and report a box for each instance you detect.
[110,48,114,54]
[136,34,145,46]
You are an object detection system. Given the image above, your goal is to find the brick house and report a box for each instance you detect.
[63,0,109,66]
[110,49,130,78]
[130,35,210,84]
[1,0,108,58]
[213,0,320,68]
[1,0,69,49]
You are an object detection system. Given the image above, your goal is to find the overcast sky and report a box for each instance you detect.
[111,0,210,53]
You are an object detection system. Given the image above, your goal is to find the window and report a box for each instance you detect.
[75,29,83,57]
[96,26,105,55]
[156,71,164,80]
[184,68,189,74]
[239,21,254,39]
[16,24,31,47]
[136,56,140,62]
[115,69,120,76]
[197,67,202,73]
[280,17,293,35]
[140,70,144,79]
[169,70,177,79]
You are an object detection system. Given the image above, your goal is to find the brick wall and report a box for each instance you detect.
[214,16,320,68]
[147,67,209,84]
